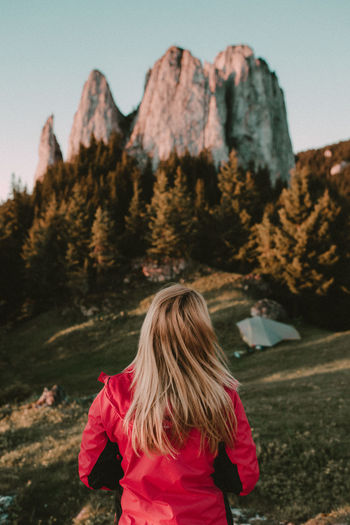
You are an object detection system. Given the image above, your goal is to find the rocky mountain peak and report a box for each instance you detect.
[59,44,294,184]
[213,44,254,84]
[34,115,62,182]
[67,69,125,160]
[126,45,206,164]
[164,45,184,64]
[126,44,294,183]
[152,46,202,83]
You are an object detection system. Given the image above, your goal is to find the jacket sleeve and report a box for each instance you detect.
[78,388,123,491]
[224,390,259,496]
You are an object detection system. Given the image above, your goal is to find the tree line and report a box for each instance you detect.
[1,133,349,329]
[296,138,350,200]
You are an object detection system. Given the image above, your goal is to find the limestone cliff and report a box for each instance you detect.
[210,45,294,184]
[63,46,294,183]
[127,45,294,183]
[126,47,209,163]
[67,69,125,160]
[34,115,62,182]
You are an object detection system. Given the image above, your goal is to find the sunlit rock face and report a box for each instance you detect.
[212,45,295,184]
[64,46,294,183]
[34,115,63,182]
[126,47,209,164]
[67,69,125,160]
[127,45,294,183]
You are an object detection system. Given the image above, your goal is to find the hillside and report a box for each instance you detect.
[296,139,350,200]
[296,139,350,176]
[1,270,349,524]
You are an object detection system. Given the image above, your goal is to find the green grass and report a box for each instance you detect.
[1,270,349,524]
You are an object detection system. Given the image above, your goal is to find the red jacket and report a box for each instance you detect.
[79,368,259,525]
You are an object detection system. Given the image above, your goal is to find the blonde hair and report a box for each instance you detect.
[124,283,239,457]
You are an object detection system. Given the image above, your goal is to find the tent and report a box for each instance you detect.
[236,316,301,348]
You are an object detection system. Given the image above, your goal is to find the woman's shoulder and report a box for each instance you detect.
[224,383,241,408]
[97,365,134,416]
[98,365,134,386]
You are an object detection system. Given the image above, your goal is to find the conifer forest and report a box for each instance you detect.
[1,134,350,330]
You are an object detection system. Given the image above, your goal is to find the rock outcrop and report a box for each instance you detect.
[34,115,62,182]
[330,160,349,176]
[207,45,294,183]
[62,45,294,183]
[126,47,209,165]
[35,385,67,407]
[127,45,294,183]
[67,69,125,160]
[251,298,287,321]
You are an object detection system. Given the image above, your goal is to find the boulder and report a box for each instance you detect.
[330,160,350,176]
[141,258,187,283]
[251,298,287,321]
[240,273,272,298]
[35,385,66,407]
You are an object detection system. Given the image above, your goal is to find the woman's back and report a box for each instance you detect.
[79,368,258,524]
[79,284,259,524]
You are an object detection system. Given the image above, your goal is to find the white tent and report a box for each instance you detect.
[236,316,301,347]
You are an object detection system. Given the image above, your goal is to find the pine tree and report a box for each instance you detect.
[147,167,194,260]
[215,151,262,270]
[64,184,92,294]
[0,178,34,314]
[107,152,135,230]
[22,196,68,306]
[90,207,118,284]
[256,168,343,298]
[170,166,194,252]
[124,178,147,257]
[157,151,180,187]
[140,158,155,204]
[191,178,216,263]
[107,132,124,167]
[195,149,220,206]
[147,170,177,260]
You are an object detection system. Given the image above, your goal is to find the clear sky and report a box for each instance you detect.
[1,0,349,201]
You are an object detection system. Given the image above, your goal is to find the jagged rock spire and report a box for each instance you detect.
[127,44,294,183]
[126,46,208,166]
[207,44,295,183]
[34,115,62,182]
[67,69,125,160]
[64,46,294,183]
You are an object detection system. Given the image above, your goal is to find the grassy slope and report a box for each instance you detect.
[0,271,349,524]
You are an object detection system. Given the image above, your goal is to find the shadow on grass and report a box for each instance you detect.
[235,368,350,524]
[2,272,350,524]
[229,329,350,386]
[1,459,90,524]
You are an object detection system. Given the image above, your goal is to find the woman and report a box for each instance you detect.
[79,284,259,524]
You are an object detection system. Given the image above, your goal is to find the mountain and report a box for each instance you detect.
[127,45,294,183]
[67,69,125,160]
[37,45,295,184]
[34,115,62,182]
[296,139,350,200]
[296,138,350,177]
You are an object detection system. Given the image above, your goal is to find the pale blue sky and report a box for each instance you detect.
[1,0,349,201]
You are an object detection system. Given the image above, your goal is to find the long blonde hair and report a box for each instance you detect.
[124,283,239,457]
